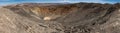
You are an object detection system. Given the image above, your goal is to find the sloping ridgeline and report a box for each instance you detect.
[0,3,120,33]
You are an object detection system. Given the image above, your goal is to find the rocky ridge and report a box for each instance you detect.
[0,3,120,33]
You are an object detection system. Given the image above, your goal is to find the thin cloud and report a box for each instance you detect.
[59,0,71,3]
[0,0,11,1]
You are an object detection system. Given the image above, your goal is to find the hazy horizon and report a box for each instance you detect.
[0,0,120,6]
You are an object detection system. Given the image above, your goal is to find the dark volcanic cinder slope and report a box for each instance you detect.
[0,3,120,33]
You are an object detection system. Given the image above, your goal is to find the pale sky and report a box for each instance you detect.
[0,0,120,6]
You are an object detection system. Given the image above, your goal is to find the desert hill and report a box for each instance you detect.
[0,3,120,33]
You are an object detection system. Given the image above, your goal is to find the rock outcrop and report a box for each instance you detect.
[0,3,120,33]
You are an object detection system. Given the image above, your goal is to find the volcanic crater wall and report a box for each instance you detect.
[0,3,120,33]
